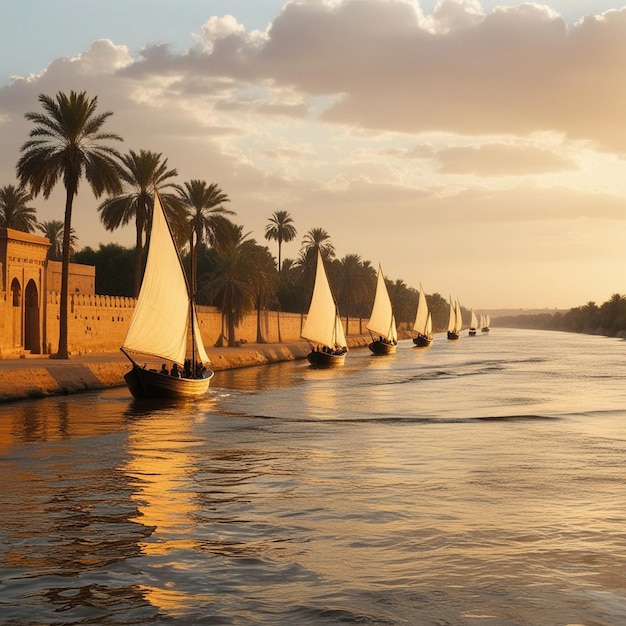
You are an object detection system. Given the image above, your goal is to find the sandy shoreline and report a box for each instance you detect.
[0,337,371,402]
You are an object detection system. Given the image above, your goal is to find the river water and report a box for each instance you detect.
[1,328,626,625]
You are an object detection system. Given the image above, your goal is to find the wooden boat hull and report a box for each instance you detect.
[124,364,214,399]
[481,328,490,333]
[413,334,433,348]
[369,340,397,355]
[447,331,460,340]
[469,328,477,336]
[307,349,346,367]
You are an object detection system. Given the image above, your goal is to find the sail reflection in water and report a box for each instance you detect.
[1,329,626,624]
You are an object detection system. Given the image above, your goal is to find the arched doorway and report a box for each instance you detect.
[10,278,21,348]
[24,280,41,353]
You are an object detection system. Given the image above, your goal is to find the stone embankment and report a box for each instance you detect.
[0,337,371,402]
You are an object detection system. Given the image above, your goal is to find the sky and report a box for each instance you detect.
[2,0,626,310]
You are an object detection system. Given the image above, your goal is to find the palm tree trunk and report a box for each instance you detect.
[54,189,74,359]
[228,311,236,347]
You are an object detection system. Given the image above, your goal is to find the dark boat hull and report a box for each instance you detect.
[481,327,490,333]
[447,331,460,340]
[413,334,433,348]
[307,349,346,367]
[369,340,397,355]
[124,364,214,399]
[469,328,477,336]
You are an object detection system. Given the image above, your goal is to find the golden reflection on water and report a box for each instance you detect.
[0,396,127,449]
[122,396,217,613]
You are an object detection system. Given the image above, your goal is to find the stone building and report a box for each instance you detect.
[0,228,95,357]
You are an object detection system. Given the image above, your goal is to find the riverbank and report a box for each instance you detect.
[0,337,372,402]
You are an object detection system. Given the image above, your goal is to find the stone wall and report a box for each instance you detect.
[41,292,367,355]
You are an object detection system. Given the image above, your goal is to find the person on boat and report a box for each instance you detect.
[160,364,168,375]
[183,360,192,378]
[170,363,181,377]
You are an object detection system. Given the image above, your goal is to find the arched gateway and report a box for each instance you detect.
[0,228,49,356]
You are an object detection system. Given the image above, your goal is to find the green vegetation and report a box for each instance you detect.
[496,294,626,337]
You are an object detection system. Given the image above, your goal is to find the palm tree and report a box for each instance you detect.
[202,222,257,347]
[334,254,370,329]
[176,180,234,297]
[98,149,180,297]
[36,220,78,261]
[247,244,279,343]
[264,210,297,275]
[17,90,123,359]
[0,184,38,232]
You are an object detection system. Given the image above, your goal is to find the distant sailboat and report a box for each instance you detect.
[469,310,478,336]
[367,264,398,355]
[481,313,491,333]
[447,296,462,340]
[121,190,214,398]
[301,250,348,367]
[412,283,433,347]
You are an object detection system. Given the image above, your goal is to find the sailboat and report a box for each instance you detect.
[367,264,398,355]
[481,313,491,333]
[412,282,433,347]
[301,250,348,367]
[120,191,214,398]
[447,296,462,340]
[468,310,478,336]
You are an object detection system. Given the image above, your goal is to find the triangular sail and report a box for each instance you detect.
[301,250,346,349]
[425,312,432,336]
[455,300,463,333]
[413,283,430,336]
[470,310,478,329]
[367,264,397,342]
[447,296,456,333]
[122,193,208,365]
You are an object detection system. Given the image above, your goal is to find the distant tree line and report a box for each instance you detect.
[496,294,626,337]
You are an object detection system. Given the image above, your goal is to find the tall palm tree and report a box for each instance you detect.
[98,149,180,297]
[334,254,370,329]
[202,222,257,347]
[248,244,279,343]
[0,184,38,232]
[17,90,123,359]
[264,210,297,275]
[36,220,78,261]
[176,180,234,298]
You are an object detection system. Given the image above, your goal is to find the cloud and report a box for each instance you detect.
[436,141,579,176]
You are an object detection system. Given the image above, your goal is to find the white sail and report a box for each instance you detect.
[455,300,463,333]
[413,282,430,336]
[367,264,397,342]
[447,296,456,333]
[485,314,491,327]
[301,250,346,349]
[425,312,432,336]
[122,193,209,366]
[470,310,478,329]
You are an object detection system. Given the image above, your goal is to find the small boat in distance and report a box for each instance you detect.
[481,313,491,333]
[469,310,478,336]
[367,264,398,355]
[412,283,433,347]
[301,250,348,367]
[447,296,462,340]
[120,190,214,398]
